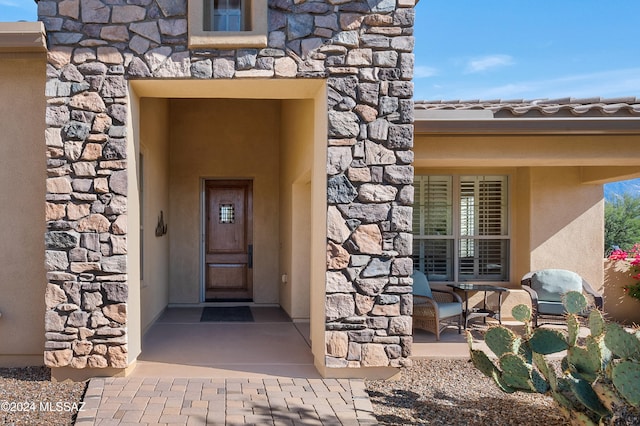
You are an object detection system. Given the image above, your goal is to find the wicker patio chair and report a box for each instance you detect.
[412,270,463,340]
[521,269,604,327]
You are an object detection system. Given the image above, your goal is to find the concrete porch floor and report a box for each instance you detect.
[132,307,498,376]
[412,319,513,359]
[131,306,319,379]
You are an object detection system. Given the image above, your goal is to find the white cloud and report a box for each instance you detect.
[0,0,20,7]
[499,69,640,99]
[414,65,438,78]
[465,54,514,73]
[421,68,640,101]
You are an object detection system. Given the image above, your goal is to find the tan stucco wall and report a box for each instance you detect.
[603,259,640,324]
[126,91,142,364]
[514,167,532,279]
[139,98,170,330]
[279,100,314,319]
[168,98,281,304]
[528,167,604,287]
[0,52,47,366]
[309,92,328,374]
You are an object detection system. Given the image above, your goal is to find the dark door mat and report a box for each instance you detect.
[205,298,253,303]
[200,306,254,322]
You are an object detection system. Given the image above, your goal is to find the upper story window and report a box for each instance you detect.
[188,0,267,49]
[413,175,510,283]
[203,0,250,32]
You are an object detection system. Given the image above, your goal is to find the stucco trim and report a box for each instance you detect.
[0,22,47,53]
[188,0,268,48]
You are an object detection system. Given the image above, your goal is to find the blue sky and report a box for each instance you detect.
[414,1,640,101]
[0,0,36,21]
[1,1,639,101]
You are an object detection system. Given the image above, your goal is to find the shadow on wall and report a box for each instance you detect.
[603,259,640,325]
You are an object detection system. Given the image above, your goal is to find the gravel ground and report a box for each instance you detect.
[0,367,86,426]
[366,359,569,426]
[1,361,636,426]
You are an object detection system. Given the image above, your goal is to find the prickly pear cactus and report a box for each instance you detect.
[468,290,640,425]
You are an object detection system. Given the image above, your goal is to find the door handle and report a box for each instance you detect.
[248,244,253,269]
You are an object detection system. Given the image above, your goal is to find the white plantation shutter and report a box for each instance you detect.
[413,176,454,281]
[413,175,509,282]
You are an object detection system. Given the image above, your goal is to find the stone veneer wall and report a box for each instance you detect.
[39,0,414,369]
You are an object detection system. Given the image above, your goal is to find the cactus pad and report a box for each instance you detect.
[567,314,580,347]
[485,326,520,358]
[593,381,624,412]
[529,328,569,354]
[512,304,531,323]
[470,348,498,378]
[588,309,605,338]
[499,353,535,391]
[566,375,610,419]
[533,352,551,379]
[466,330,474,350]
[531,368,550,393]
[563,291,588,315]
[491,369,517,394]
[519,340,533,364]
[604,323,640,359]
[567,341,600,383]
[551,387,576,411]
[611,361,640,407]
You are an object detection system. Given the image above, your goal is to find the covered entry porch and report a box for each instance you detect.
[127,79,329,373]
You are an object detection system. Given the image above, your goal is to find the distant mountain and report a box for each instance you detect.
[604,178,640,201]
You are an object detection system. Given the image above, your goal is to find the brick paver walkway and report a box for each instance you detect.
[75,376,378,425]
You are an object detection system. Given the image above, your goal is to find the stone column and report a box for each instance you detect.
[323,4,415,368]
[42,0,134,369]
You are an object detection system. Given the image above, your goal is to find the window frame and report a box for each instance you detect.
[413,174,511,283]
[188,0,267,49]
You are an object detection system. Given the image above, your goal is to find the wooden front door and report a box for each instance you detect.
[205,180,253,300]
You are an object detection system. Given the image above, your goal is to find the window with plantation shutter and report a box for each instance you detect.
[413,175,509,282]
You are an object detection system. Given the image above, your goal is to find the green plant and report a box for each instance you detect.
[468,291,640,425]
[605,194,640,255]
[608,244,640,302]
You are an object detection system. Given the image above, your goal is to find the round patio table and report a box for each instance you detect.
[446,283,509,329]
